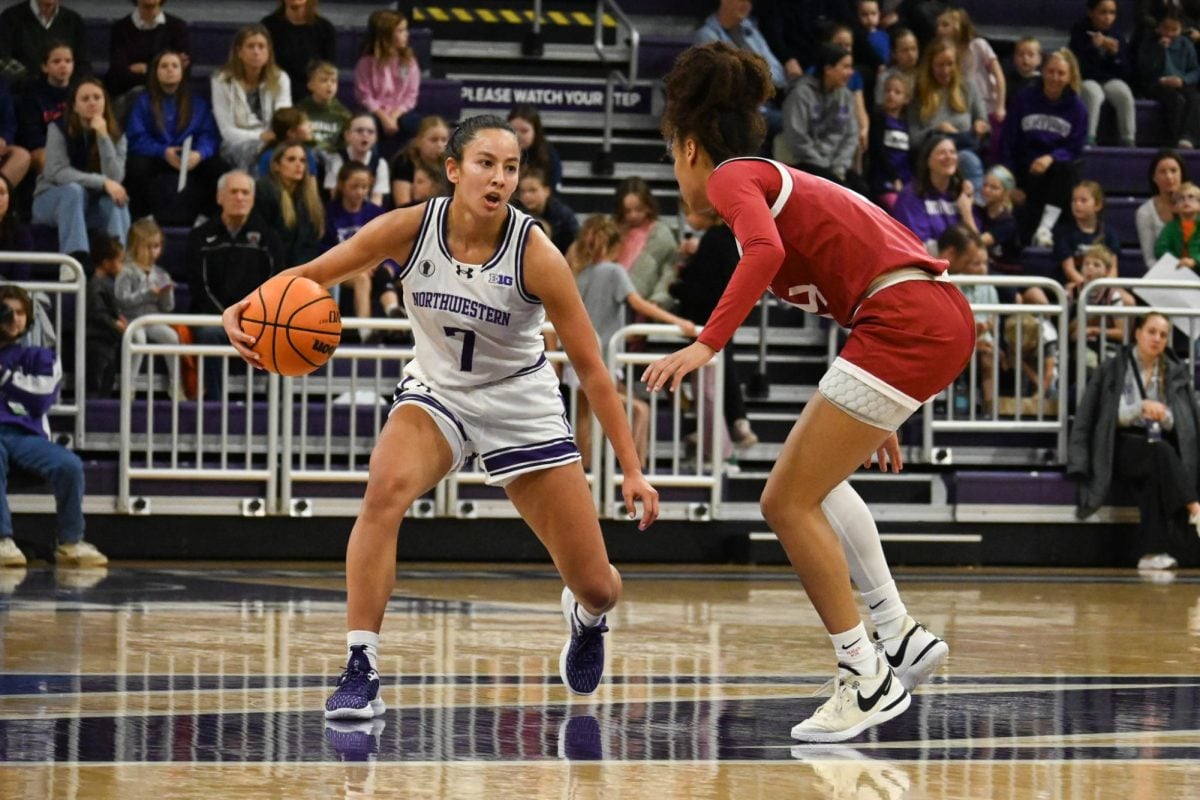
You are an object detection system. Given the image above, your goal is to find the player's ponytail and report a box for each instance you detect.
[660,42,774,164]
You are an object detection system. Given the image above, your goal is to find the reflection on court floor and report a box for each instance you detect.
[1,565,1198,799]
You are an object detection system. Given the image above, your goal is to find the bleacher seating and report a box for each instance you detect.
[5,0,1190,560]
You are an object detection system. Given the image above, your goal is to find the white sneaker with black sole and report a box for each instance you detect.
[874,617,949,692]
[790,654,910,743]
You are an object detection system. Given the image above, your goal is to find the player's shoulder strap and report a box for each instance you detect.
[714,157,793,219]
[394,197,443,281]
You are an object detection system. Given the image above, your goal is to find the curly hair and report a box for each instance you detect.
[660,42,774,164]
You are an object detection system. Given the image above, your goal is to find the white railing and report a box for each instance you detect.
[917,276,1070,463]
[114,316,721,518]
[0,253,86,445]
[1074,278,1200,405]
[117,313,282,515]
[606,324,725,521]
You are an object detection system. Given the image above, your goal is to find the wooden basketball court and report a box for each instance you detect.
[1,563,1197,799]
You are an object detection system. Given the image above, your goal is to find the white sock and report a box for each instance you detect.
[865,584,909,641]
[822,482,909,635]
[830,622,876,673]
[1038,204,1062,232]
[347,630,380,670]
[572,599,603,627]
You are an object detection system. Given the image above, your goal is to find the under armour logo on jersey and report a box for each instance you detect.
[418,260,435,277]
[455,264,475,280]
[787,283,828,314]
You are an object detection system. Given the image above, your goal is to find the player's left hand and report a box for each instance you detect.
[643,341,716,394]
[864,432,903,473]
[622,471,660,530]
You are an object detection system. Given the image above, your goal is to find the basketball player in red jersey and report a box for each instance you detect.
[644,42,975,743]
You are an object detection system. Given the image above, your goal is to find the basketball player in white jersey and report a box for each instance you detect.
[221,115,663,719]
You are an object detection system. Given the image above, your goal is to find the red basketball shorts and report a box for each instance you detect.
[820,278,976,430]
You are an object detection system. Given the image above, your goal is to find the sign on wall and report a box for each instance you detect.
[459,78,652,115]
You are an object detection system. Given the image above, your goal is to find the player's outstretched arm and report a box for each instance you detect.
[523,229,660,530]
[221,203,428,366]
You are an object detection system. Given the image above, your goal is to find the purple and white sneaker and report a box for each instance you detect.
[324,645,385,720]
[558,587,609,695]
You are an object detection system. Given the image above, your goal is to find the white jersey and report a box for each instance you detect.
[396,197,547,389]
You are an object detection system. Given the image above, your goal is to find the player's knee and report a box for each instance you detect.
[363,465,425,512]
[573,566,620,614]
[760,487,813,532]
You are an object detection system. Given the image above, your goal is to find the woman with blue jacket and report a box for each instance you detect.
[125,50,224,224]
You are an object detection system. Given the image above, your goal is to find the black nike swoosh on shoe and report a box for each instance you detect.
[840,637,862,650]
[868,599,886,609]
[857,668,893,712]
[884,625,918,669]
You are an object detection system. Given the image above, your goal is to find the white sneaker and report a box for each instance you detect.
[55,541,109,567]
[1032,226,1054,248]
[874,616,949,692]
[0,567,26,594]
[790,655,911,743]
[788,745,912,800]
[0,537,27,567]
[55,566,108,590]
[1137,553,1178,570]
[731,418,759,448]
[1138,568,1177,585]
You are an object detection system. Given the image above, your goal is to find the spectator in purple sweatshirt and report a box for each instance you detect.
[1001,48,1089,248]
[892,133,976,254]
[868,72,913,208]
[0,284,107,569]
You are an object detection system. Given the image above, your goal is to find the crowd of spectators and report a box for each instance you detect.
[2,1,1200,569]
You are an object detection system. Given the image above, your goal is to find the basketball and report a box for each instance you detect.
[241,274,342,376]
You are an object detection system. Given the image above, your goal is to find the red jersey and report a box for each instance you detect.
[698,158,948,352]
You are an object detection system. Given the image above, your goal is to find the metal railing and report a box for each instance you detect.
[279,318,441,517]
[920,276,1070,464]
[606,324,725,520]
[1074,278,1200,404]
[1,254,87,445]
[117,313,282,515]
[591,0,639,175]
[114,316,722,518]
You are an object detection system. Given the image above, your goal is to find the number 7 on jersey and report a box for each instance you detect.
[444,326,476,372]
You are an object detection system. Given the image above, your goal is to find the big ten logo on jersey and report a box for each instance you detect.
[786,283,830,315]
[488,274,513,287]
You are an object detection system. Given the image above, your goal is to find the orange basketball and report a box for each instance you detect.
[241,274,342,376]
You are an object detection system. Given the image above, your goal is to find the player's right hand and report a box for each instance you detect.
[222,297,262,368]
[622,472,660,530]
